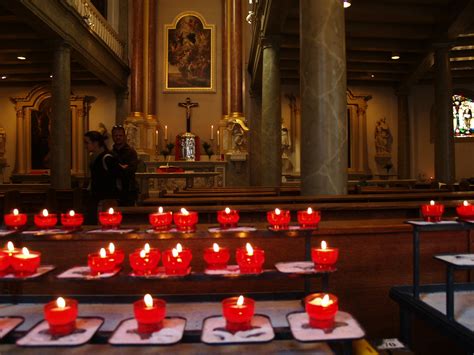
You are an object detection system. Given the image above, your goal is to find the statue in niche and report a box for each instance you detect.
[374,117,393,155]
[0,126,5,159]
[281,122,293,173]
[227,117,249,152]
[124,121,139,148]
[31,98,52,169]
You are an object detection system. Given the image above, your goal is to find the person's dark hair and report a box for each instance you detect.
[112,124,126,134]
[85,130,108,148]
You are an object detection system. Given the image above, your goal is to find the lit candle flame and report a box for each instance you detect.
[321,241,327,250]
[225,207,231,214]
[180,208,189,215]
[463,200,469,207]
[430,200,435,206]
[237,295,244,306]
[108,242,115,254]
[307,207,313,214]
[275,208,281,215]
[176,243,183,253]
[56,297,66,309]
[144,294,153,308]
[246,243,254,256]
[13,209,19,216]
[22,247,29,256]
[7,241,14,252]
[140,250,146,258]
[99,248,106,258]
[144,243,150,253]
[172,248,179,257]
[69,210,75,217]
[42,209,49,217]
[108,207,114,214]
[309,294,333,307]
[158,206,163,213]
[322,294,330,306]
[213,243,220,252]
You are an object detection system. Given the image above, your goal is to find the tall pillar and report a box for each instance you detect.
[397,90,410,179]
[261,36,281,186]
[230,0,243,116]
[249,90,262,186]
[434,45,455,183]
[50,42,71,189]
[147,0,156,118]
[222,0,230,118]
[115,89,128,125]
[130,0,144,116]
[300,0,347,195]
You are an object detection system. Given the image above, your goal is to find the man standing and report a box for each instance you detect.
[111,125,139,206]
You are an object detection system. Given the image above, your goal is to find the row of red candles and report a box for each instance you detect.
[0,240,339,277]
[44,292,338,337]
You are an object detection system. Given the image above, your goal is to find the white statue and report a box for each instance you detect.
[0,127,5,159]
[374,117,393,155]
[227,117,249,152]
[124,121,139,148]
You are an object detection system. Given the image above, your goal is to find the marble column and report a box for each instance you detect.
[300,0,347,195]
[230,0,243,116]
[397,90,410,179]
[261,36,281,186]
[50,42,71,189]
[130,0,144,116]
[249,90,262,186]
[115,89,128,125]
[146,0,156,118]
[222,0,230,118]
[434,45,455,183]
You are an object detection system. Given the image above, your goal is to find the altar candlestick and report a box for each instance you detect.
[164,125,168,141]
[210,125,214,140]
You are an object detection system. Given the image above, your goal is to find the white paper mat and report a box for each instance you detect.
[0,230,17,237]
[22,229,69,235]
[434,254,474,266]
[407,220,459,226]
[57,266,120,280]
[0,317,23,339]
[87,228,135,234]
[0,265,55,280]
[208,226,257,233]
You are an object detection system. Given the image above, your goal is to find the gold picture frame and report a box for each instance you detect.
[164,11,216,93]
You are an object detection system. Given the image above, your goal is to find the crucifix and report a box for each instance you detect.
[178,97,199,132]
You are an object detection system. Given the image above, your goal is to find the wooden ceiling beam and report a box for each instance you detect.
[346,22,435,39]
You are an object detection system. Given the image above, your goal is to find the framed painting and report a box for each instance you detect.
[164,11,215,93]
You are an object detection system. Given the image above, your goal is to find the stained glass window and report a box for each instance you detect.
[453,94,474,137]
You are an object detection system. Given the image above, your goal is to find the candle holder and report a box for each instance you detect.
[60,212,84,230]
[222,296,255,332]
[297,208,321,229]
[44,298,78,336]
[88,251,116,276]
[129,249,161,276]
[456,201,474,220]
[149,211,173,231]
[133,297,166,334]
[107,247,125,266]
[11,249,41,277]
[311,242,339,270]
[236,245,265,274]
[305,293,338,329]
[204,245,230,270]
[0,251,10,276]
[173,210,198,232]
[34,211,57,229]
[3,210,27,230]
[162,247,192,275]
[98,210,122,229]
[217,208,240,229]
[421,202,444,222]
[267,209,291,230]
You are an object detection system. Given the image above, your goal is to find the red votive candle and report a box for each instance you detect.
[2,241,20,258]
[106,242,125,266]
[305,293,338,329]
[133,294,166,334]
[34,209,57,229]
[162,243,192,275]
[44,297,78,336]
[236,243,265,274]
[204,243,230,270]
[0,251,10,276]
[129,247,161,276]
[173,208,198,232]
[149,206,173,231]
[222,295,255,332]
[98,207,122,229]
[217,207,240,229]
[457,200,474,220]
[421,200,444,222]
[60,210,84,230]
[88,248,116,276]
[297,207,321,229]
[4,209,27,230]
[11,247,41,277]
[311,241,339,270]
[267,208,291,230]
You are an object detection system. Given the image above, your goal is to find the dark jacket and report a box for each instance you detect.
[89,151,121,200]
[112,143,139,204]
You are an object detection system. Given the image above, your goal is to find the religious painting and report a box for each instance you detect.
[164,12,215,92]
[30,98,52,169]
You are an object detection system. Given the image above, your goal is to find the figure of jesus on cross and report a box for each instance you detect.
[178,97,199,133]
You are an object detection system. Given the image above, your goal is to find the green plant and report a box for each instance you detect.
[202,141,214,159]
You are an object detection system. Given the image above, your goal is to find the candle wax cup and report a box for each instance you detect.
[236,247,265,274]
[420,204,444,222]
[107,248,125,266]
[11,251,41,277]
[217,210,240,229]
[60,213,84,230]
[305,293,338,329]
[98,211,122,229]
[297,210,321,229]
[456,204,474,220]
[4,213,27,230]
[44,298,78,336]
[129,250,160,275]
[162,248,192,275]
[34,214,57,229]
[88,253,116,276]
[222,297,255,332]
[173,211,198,232]
[0,251,10,276]
[266,210,291,230]
[204,247,230,270]
[311,247,338,270]
[133,298,166,334]
[149,211,173,231]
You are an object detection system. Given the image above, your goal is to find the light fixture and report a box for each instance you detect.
[343,0,351,8]
[391,53,400,60]
[370,74,375,78]
[1,75,6,80]
[50,74,53,78]
[17,56,26,60]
